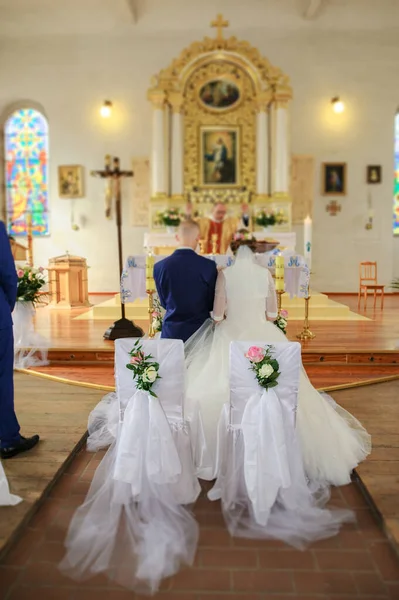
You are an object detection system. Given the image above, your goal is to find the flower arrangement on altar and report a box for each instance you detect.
[255,210,277,228]
[255,209,288,228]
[16,266,46,305]
[126,340,161,397]
[274,309,288,335]
[233,229,254,242]
[161,208,182,228]
[151,297,163,333]
[245,345,281,390]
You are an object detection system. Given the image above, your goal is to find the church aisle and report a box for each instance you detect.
[0,447,398,600]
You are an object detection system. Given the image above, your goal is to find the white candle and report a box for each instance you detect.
[304,215,312,270]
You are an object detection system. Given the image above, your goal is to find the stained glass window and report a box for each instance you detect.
[5,108,49,236]
[394,110,399,236]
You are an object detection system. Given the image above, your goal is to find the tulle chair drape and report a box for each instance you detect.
[60,338,200,594]
[0,461,22,506]
[209,341,354,548]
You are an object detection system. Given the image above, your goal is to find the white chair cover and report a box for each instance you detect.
[60,338,199,594]
[209,340,354,549]
[0,461,22,506]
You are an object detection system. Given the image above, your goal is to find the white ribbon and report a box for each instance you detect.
[113,390,181,495]
[241,387,291,526]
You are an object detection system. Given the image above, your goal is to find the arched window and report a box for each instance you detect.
[394,110,399,236]
[4,107,49,236]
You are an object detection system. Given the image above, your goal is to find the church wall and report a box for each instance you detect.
[0,24,398,292]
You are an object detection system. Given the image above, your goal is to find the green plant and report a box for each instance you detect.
[255,211,276,228]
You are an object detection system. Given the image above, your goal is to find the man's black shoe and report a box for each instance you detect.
[0,435,40,459]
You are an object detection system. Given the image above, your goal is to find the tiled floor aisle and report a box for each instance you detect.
[1,448,399,600]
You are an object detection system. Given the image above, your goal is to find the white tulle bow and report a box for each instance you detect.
[241,388,291,526]
[113,390,182,494]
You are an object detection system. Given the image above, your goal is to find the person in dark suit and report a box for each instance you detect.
[154,220,218,343]
[0,221,39,459]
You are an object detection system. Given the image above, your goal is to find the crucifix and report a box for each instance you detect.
[211,13,229,41]
[326,200,341,216]
[91,156,144,341]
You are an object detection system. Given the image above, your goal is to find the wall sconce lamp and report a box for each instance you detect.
[100,100,113,118]
[331,96,345,114]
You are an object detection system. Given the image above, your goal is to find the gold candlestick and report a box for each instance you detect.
[277,290,284,316]
[199,239,206,255]
[211,233,218,254]
[296,295,316,341]
[147,288,155,339]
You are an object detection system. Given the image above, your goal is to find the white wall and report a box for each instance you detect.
[0,3,398,292]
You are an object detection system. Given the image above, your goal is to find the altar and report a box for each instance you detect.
[143,14,299,249]
[121,251,309,304]
[144,231,296,255]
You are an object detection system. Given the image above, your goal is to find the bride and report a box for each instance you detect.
[185,238,371,486]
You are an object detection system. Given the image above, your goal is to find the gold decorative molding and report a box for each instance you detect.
[147,89,166,109]
[256,91,273,111]
[169,194,185,203]
[272,192,292,202]
[148,16,292,98]
[168,91,184,113]
[147,15,293,229]
[252,193,273,204]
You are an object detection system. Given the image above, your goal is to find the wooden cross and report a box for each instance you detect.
[91,156,143,340]
[211,14,229,40]
[326,200,341,216]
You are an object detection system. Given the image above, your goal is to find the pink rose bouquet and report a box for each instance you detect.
[245,344,280,391]
[245,346,266,363]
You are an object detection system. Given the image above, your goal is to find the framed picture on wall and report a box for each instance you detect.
[58,165,84,199]
[321,162,347,196]
[200,126,240,187]
[367,165,382,184]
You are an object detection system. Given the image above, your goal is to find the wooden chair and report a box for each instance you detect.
[358,262,385,309]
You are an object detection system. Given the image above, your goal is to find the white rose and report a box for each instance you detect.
[142,366,158,383]
[152,318,161,331]
[279,318,287,327]
[259,363,274,378]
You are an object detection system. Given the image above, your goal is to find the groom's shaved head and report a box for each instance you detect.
[176,219,200,249]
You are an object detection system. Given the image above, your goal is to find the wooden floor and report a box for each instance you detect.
[0,374,104,559]
[35,293,399,355]
[30,294,399,391]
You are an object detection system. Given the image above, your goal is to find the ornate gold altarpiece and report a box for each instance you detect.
[147,14,293,235]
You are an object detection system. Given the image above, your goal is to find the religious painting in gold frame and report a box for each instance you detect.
[198,78,242,113]
[58,165,84,199]
[321,162,347,196]
[200,126,240,188]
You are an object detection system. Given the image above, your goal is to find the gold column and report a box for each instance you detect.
[168,91,185,202]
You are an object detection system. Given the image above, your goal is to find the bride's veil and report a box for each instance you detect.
[184,244,269,367]
[224,245,269,317]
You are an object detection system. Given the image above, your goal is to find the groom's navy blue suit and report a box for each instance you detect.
[0,221,20,448]
[154,249,217,343]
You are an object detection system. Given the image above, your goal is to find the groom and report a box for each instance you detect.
[154,220,218,342]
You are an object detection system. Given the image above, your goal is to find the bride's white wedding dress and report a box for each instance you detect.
[185,245,371,486]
